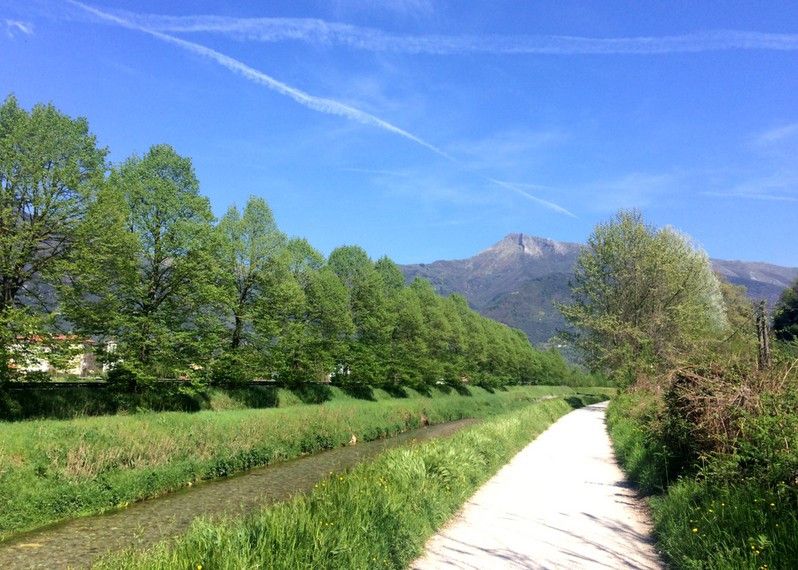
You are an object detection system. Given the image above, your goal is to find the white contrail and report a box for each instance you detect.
[489,179,576,217]
[105,11,798,54]
[68,1,449,159]
[4,19,34,36]
[68,1,574,216]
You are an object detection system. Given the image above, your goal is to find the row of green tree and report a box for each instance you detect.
[0,95,571,388]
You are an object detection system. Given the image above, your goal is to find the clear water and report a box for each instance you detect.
[0,419,475,569]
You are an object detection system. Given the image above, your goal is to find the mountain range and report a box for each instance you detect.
[401,234,798,344]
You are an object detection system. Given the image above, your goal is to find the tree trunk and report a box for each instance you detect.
[232,313,243,349]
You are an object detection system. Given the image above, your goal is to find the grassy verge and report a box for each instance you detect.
[0,381,612,421]
[99,394,604,569]
[608,392,798,569]
[0,385,612,540]
[606,391,671,494]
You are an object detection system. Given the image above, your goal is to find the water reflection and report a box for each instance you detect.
[0,419,475,569]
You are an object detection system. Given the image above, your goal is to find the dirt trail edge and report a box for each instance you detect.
[412,402,663,570]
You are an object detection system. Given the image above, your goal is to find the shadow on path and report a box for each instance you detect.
[412,402,664,570]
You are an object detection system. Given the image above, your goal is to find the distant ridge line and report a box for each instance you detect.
[401,233,798,344]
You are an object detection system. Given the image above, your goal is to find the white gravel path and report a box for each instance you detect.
[412,402,663,570]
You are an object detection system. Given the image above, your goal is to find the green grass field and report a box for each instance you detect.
[98,394,604,569]
[0,384,612,540]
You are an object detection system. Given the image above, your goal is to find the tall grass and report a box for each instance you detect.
[0,385,611,540]
[651,479,798,569]
[98,395,604,569]
[606,391,671,494]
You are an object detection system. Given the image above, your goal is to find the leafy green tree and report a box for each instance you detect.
[451,295,489,384]
[267,241,353,383]
[773,278,798,342]
[715,279,757,358]
[266,238,323,381]
[440,296,468,381]
[216,197,286,350]
[385,286,427,387]
[374,256,406,294]
[503,328,532,383]
[264,268,308,383]
[329,246,393,383]
[327,245,372,289]
[59,181,138,369]
[410,278,453,384]
[559,210,727,378]
[284,237,324,281]
[536,348,571,385]
[300,268,354,378]
[0,95,107,378]
[482,321,512,386]
[63,145,217,379]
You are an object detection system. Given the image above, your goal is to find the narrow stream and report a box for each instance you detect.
[0,418,476,569]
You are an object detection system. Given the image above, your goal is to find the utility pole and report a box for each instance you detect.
[756,300,771,370]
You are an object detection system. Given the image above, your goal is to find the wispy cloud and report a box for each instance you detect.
[452,128,569,171]
[68,2,575,217]
[341,167,411,177]
[3,19,33,37]
[704,191,798,202]
[332,0,434,18]
[447,129,574,215]
[704,171,798,202]
[754,122,798,145]
[578,172,684,212]
[104,12,798,55]
[68,1,449,160]
[344,165,576,216]
[361,167,482,206]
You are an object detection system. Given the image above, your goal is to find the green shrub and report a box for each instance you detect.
[0,388,23,420]
[208,352,258,386]
[107,364,148,391]
[23,370,50,383]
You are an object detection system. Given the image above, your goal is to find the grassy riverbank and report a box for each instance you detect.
[0,381,611,421]
[99,395,604,569]
[608,390,798,569]
[0,385,611,540]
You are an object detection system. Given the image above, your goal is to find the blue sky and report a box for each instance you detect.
[2,0,797,266]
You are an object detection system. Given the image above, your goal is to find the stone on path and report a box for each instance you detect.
[412,402,663,570]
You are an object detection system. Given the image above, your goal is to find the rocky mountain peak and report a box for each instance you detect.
[481,233,580,259]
